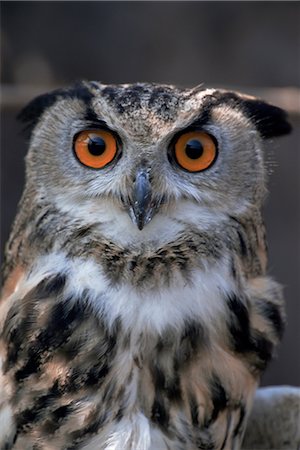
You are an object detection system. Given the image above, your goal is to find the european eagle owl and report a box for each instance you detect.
[0,82,291,450]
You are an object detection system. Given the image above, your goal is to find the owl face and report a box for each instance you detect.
[21,82,290,240]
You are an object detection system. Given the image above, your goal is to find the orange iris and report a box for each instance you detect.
[74,129,117,169]
[174,131,217,172]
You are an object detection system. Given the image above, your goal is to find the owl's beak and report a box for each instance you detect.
[129,169,154,230]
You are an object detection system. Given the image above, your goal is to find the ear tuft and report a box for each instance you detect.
[210,91,292,140]
[17,90,63,136]
[17,81,94,136]
[240,97,292,139]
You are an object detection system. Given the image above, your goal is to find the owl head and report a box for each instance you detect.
[19,81,291,241]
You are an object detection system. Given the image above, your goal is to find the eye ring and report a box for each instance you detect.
[173,131,218,172]
[73,129,118,169]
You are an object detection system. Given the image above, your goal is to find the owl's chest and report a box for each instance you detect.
[1,251,255,450]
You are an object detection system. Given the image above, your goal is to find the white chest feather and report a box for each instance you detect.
[17,251,235,337]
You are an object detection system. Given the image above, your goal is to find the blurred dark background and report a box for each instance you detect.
[1,1,299,386]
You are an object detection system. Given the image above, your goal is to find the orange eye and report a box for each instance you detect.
[174,131,217,172]
[74,129,118,169]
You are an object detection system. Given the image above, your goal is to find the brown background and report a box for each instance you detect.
[1,1,299,387]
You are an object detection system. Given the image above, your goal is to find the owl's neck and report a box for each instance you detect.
[3,185,267,290]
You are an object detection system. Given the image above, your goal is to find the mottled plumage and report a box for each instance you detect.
[0,81,291,450]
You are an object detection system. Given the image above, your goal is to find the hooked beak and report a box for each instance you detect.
[129,169,155,230]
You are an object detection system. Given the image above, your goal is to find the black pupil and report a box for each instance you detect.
[185,139,203,159]
[88,136,106,156]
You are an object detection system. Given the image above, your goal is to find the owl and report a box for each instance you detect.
[0,81,291,450]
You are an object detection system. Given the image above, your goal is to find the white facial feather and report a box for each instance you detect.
[53,190,230,247]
